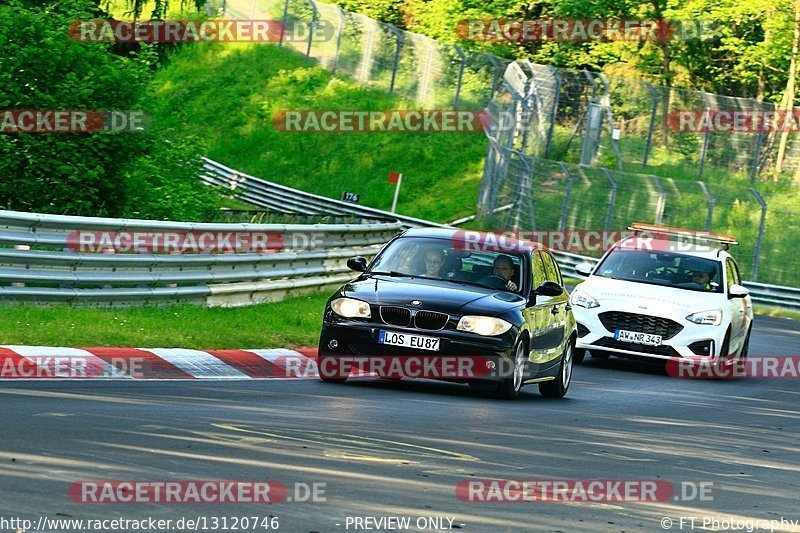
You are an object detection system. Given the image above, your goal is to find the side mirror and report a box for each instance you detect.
[534,280,564,297]
[575,262,594,276]
[527,292,536,307]
[729,284,749,299]
[346,256,368,272]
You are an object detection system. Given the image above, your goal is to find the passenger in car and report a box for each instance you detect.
[422,249,446,278]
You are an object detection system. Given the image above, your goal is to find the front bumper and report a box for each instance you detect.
[574,307,725,361]
[318,317,516,381]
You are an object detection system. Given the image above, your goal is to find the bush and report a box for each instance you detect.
[121,135,217,221]
[0,0,216,220]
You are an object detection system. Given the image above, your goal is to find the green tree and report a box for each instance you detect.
[111,0,203,19]
[335,0,406,27]
[331,0,797,104]
[0,0,216,219]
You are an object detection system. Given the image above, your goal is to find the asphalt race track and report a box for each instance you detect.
[0,315,798,532]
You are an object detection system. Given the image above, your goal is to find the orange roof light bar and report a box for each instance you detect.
[627,222,738,245]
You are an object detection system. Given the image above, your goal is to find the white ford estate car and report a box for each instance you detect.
[570,224,753,365]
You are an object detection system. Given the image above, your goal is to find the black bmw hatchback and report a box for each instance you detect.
[317,228,577,399]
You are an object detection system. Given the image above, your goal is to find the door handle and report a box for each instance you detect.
[551,306,560,315]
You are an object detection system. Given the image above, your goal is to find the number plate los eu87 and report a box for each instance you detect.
[379,331,441,351]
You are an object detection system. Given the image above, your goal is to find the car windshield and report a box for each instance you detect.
[369,237,525,293]
[595,249,723,293]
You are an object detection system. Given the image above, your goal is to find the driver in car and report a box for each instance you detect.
[478,255,518,291]
[690,268,712,290]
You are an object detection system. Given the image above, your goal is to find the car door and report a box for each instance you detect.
[538,251,570,364]
[524,251,563,368]
[523,251,552,366]
[725,257,749,352]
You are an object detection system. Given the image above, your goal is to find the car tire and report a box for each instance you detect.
[712,328,737,378]
[573,348,586,365]
[495,336,528,400]
[730,327,751,376]
[719,329,731,358]
[317,354,348,383]
[539,340,574,398]
[739,327,751,359]
[715,327,750,378]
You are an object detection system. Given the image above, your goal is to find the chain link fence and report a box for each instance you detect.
[206,0,800,183]
[511,70,800,184]
[479,78,797,287]
[202,0,798,286]
[207,0,509,110]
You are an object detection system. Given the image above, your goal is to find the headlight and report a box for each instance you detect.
[330,297,371,318]
[457,316,512,336]
[685,309,723,326]
[571,290,600,309]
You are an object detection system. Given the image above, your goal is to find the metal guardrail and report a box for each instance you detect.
[202,158,800,311]
[743,281,800,310]
[200,158,446,229]
[4,159,793,309]
[0,208,402,306]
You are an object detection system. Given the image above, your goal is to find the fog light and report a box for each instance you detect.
[328,339,338,349]
[688,340,713,356]
[485,360,496,370]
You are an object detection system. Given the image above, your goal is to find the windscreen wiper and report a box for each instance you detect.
[370,271,420,278]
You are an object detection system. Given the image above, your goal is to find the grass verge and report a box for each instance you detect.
[0,291,793,352]
[0,293,330,349]
[751,305,800,321]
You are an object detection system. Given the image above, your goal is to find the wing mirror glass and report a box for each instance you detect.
[575,262,594,276]
[729,284,749,299]
[534,280,564,297]
[347,256,368,272]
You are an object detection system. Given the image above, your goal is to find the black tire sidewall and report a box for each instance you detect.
[496,335,527,400]
[540,340,573,398]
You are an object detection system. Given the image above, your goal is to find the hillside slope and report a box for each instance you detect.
[149,42,488,223]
